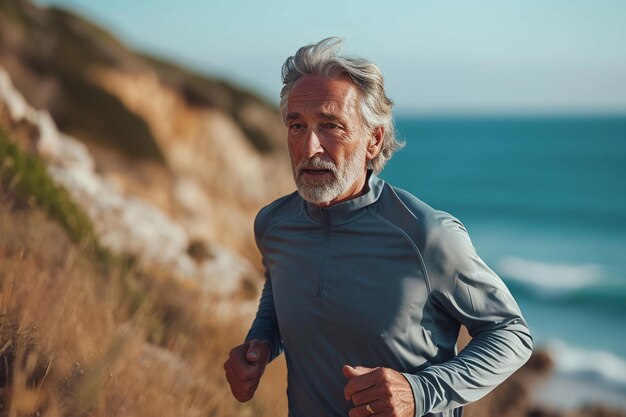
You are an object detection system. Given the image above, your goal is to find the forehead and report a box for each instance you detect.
[287,75,360,116]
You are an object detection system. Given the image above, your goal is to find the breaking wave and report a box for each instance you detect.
[545,339,626,390]
[496,256,626,313]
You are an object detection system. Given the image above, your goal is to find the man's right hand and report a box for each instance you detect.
[224,339,271,402]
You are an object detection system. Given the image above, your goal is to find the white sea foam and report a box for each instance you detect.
[497,256,602,292]
[545,339,626,389]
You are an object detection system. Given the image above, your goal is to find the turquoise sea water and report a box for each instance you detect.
[381,115,626,393]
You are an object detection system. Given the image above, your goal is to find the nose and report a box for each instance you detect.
[302,129,324,159]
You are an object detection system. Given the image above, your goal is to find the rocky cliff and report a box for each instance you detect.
[0,0,293,267]
[0,4,296,412]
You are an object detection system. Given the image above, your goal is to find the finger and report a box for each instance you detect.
[344,367,382,401]
[342,365,356,379]
[246,341,260,362]
[224,360,233,379]
[233,387,253,403]
[233,383,257,402]
[225,363,243,391]
[224,361,240,384]
[343,365,377,379]
[227,371,245,400]
[227,344,260,380]
[225,355,263,381]
[241,378,261,401]
[227,375,257,393]
[229,343,249,361]
[235,362,264,381]
[247,339,269,362]
[348,400,386,417]
[228,376,260,402]
[350,384,386,406]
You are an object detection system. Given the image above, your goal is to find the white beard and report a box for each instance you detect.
[290,141,368,205]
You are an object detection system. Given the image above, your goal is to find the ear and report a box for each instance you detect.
[366,127,384,161]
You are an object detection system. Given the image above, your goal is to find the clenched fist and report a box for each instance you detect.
[343,365,415,417]
[224,339,270,402]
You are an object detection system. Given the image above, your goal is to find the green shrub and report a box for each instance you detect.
[0,127,97,248]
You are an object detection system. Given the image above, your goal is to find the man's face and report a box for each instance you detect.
[286,75,376,207]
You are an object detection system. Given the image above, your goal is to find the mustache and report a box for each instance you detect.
[297,157,337,175]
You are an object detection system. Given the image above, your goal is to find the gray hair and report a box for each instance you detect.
[279,37,404,173]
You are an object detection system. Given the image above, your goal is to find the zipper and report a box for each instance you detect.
[316,209,330,298]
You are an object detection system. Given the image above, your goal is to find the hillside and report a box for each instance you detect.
[0,135,288,416]
[0,0,295,413]
[0,0,293,262]
[0,0,294,414]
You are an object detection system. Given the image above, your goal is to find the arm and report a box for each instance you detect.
[224,209,284,402]
[344,214,531,417]
[224,265,283,402]
[244,207,284,360]
[403,214,533,416]
[245,272,283,361]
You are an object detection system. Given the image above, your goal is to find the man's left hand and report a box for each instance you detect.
[342,365,415,417]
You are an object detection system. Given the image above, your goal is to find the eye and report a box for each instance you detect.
[323,123,340,130]
[289,123,304,131]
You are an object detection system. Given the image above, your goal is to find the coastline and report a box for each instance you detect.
[460,342,626,417]
[533,371,626,412]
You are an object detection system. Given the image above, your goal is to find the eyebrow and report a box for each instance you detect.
[286,111,346,122]
[319,112,343,123]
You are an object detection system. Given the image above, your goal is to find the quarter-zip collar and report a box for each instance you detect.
[304,170,385,226]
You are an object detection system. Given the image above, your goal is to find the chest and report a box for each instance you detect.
[262,222,429,343]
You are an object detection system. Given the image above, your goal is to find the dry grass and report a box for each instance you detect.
[0,197,288,417]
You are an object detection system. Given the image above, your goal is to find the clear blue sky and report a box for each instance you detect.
[35,0,626,115]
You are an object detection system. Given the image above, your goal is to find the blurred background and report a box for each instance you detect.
[1,0,625,416]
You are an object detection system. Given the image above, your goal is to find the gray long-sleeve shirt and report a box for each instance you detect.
[246,172,532,417]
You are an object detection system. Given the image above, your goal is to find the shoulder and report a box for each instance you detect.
[254,191,302,243]
[373,184,468,249]
[398,193,479,292]
[376,183,475,271]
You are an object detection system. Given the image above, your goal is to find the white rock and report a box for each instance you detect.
[0,65,259,297]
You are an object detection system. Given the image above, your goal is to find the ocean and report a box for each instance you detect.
[381,115,626,408]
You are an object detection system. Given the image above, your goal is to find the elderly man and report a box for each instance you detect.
[224,37,532,417]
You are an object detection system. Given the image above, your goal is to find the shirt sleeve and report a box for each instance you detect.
[244,212,284,361]
[245,270,283,361]
[402,213,533,417]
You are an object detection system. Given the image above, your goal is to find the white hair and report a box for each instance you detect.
[279,37,404,173]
